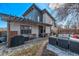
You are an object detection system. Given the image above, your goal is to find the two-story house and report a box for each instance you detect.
[0,4,55,45]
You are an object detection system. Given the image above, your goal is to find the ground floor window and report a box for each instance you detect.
[20,25,32,34]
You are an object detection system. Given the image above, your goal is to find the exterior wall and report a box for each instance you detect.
[32,25,39,37]
[10,22,52,37]
[10,22,39,37]
[10,22,20,35]
[24,8,42,22]
[43,13,53,25]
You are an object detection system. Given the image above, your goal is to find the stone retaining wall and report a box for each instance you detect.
[0,37,48,56]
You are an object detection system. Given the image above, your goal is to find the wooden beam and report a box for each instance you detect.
[7,21,11,47]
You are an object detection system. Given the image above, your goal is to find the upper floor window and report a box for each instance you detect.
[37,16,40,22]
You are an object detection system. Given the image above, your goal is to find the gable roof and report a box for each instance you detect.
[23,4,42,16]
[22,4,55,21]
[0,3,56,26]
[42,9,55,21]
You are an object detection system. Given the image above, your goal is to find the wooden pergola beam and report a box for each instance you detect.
[7,21,11,47]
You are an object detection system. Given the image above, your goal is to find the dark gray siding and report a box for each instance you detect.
[24,8,43,23]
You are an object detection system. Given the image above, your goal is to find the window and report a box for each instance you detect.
[20,25,32,34]
[38,16,40,22]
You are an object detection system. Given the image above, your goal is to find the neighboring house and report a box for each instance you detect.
[0,28,7,31]
[0,4,55,46]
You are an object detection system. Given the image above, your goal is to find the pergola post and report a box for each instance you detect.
[43,26,44,38]
[7,21,11,47]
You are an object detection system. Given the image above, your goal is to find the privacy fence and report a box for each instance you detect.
[56,28,79,34]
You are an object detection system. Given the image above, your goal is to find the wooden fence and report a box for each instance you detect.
[52,28,79,34]
[58,29,79,34]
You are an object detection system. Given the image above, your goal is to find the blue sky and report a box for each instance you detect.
[0,3,52,28]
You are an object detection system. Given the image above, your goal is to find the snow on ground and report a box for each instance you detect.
[47,44,79,56]
[70,37,79,42]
